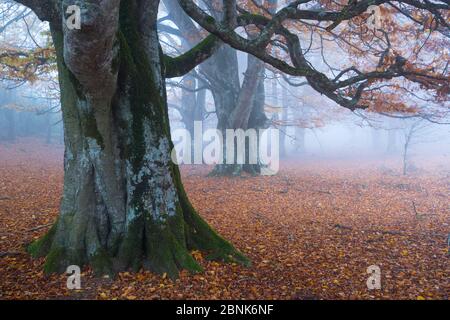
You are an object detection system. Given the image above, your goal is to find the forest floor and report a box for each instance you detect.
[0,139,449,300]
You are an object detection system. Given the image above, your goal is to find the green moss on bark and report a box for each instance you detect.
[163,34,218,78]
[117,3,167,171]
[116,215,145,272]
[80,109,105,149]
[171,162,250,267]
[43,247,66,274]
[91,249,113,276]
[27,220,58,258]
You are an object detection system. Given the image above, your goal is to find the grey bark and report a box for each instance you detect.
[163,0,268,176]
[21,0,247,277]
[280,82,288,158]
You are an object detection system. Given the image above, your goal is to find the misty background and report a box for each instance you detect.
[1,1,449,173]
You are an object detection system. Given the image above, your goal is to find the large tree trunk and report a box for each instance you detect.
[28,1,247,278]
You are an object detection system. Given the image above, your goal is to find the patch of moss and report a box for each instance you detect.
[144,216,203,279]
[163,34,218,78]
[205,15,215,25]
[43,247,66,274]
[118,1,167,171]
[27,220,58,258]
[81,109,105,149]
[91,249,113,276]
[171,160,251,267]
[116,214,145,272]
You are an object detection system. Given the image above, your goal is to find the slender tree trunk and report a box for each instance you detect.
[280,83,289,158]
[244,70,268,174]
[195,83,206,123]
[206,46,242,176]
[28,1,247,278]
[402,133,411,176]
[45,112,52,144]
[402,144,408,175]
[180,74,197,136]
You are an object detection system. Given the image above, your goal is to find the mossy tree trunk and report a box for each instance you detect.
[28,0,247,278]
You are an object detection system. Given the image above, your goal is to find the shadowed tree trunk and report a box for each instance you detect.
[179,74,197,135]
[24,0,247,278]
[244,69,267,174]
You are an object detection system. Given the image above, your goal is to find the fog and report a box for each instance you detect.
[1,0,448,174]
[2,83,449,172]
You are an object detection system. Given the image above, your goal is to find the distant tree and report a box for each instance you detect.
[163,0,271,176]
[401,118,433,175]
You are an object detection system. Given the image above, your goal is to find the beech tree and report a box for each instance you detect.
[163,0,270,176]
[12,0,449,277]
[14,0,248,278]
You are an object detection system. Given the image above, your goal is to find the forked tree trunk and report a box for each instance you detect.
[209,55,267,176]
[163,0,268,177]
[28,1,247,278]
